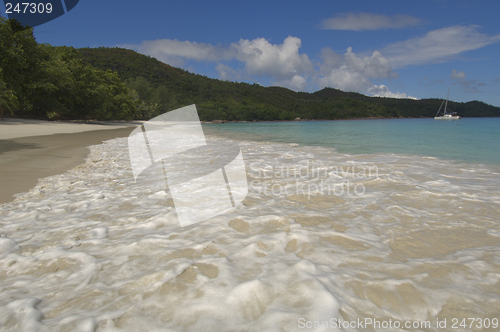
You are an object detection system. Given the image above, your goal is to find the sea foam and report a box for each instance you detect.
[1,134,499,331]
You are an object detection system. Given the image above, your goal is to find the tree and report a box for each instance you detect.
[125,77,180,119]
[0,78,15,120]
[0,17,42,112]
[0,17,137,120]
[0,68,18,119]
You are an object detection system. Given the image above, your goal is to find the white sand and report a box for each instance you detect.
[0,118,142,204]
[0,118,142,140]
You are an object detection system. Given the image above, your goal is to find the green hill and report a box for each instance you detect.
[0,18,136,121]
[77,47,500,121]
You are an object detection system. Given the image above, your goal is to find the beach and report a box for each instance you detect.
[0,119,499,331]
[0,119,139,204]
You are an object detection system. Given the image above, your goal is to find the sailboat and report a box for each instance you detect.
[434,88,461,120]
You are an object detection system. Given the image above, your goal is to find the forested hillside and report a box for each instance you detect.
[78,47,500,121]
[1,16,499,121]
[0,17,135,120]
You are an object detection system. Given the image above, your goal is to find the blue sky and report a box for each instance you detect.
[2,0,500,106]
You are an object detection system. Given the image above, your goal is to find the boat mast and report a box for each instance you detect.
[436,100,445,117]
[444,87,450,115]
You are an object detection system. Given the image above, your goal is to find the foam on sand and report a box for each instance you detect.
[0,134,499,331]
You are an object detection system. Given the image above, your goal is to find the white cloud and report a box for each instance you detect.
[231,36,314,90]
[273,75,309,92]
[321,12,421,31]
[382,25,500,68]
[368,84,418,99]
[451,69,466,79]
[316,66,371,92]
[316,47,399,94]
[344,48,395,79]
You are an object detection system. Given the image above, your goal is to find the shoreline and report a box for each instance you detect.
[1,116,498,204]
[203,116,411,124]
[202,116,500,124]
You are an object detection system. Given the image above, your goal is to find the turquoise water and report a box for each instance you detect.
[203,118,500,165]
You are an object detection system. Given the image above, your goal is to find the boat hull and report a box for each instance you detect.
[434,116,460,120]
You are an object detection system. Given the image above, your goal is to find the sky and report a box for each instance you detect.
[2,0,500,106]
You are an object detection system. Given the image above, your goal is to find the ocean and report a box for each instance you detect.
[1,118,499,331]
[203,117,500,165]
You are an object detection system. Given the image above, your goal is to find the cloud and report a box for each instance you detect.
[382,25,500,68]
[368,84,417,99]
[321,12,421,31]
[274,75,310,92]
[316,47,400,95]
[451,69,466,79]
[231,36,314,90]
